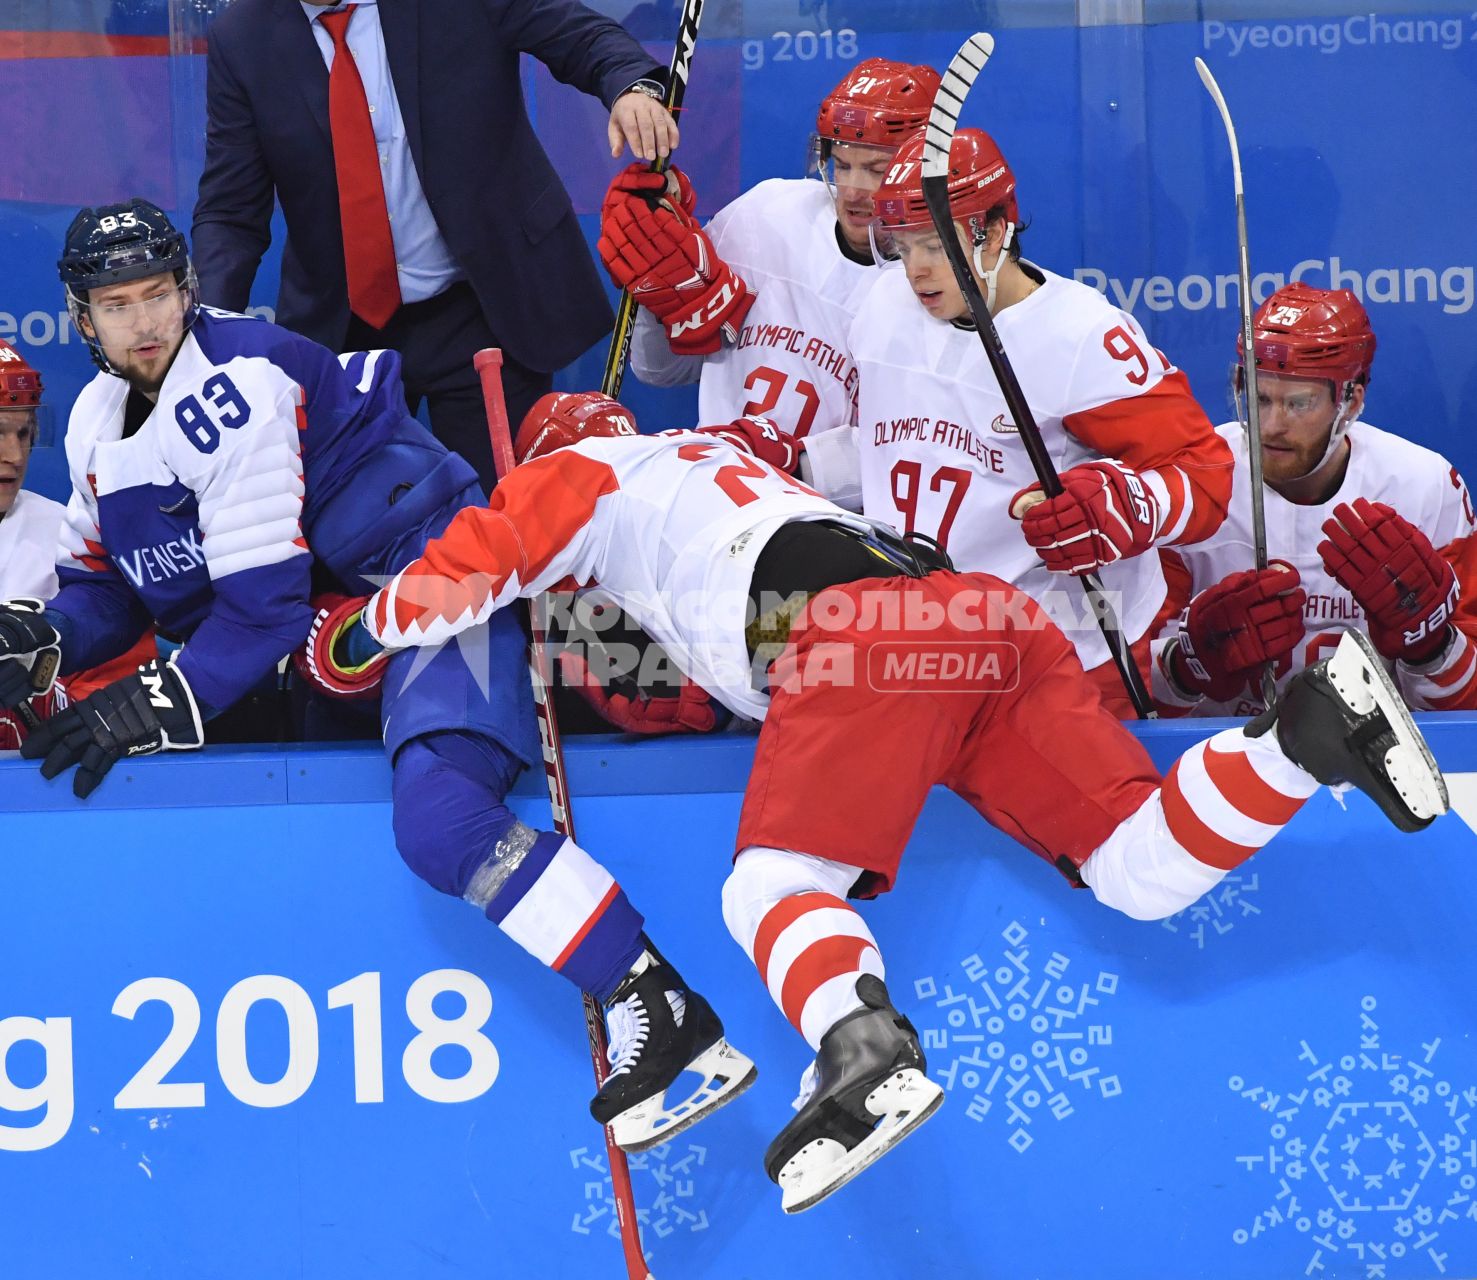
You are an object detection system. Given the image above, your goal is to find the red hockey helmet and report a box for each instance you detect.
[1237,283,1376,392]
[515,391,639,464]
[0,339,43,408]
[815,58,942,148]
[872,127,1019,244]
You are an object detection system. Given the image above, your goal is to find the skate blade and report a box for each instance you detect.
[777,1067,944,1214]
[610,1038,758,1153]
[1326,629,1448,825]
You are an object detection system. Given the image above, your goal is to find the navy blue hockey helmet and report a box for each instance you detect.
[59,198,198,372]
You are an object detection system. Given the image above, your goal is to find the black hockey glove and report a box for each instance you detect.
[0,598,62,710]
[22,657,204,798]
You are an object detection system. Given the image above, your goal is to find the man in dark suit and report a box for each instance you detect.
[192,0,678,488]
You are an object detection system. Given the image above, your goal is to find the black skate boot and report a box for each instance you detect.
[1246,628,1447,832]
[763,974,944,1214]
[591,943,757,1152]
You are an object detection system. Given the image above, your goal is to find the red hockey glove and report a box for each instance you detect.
[694,415,799,475]
[291,594,390,701]
[558,648,719,735]
[1319,498,1459,664]
[1013,459,1161,576]
[1170,564,1306,702]
[0,682,66,751]
[601,161,697,223]
[597,199,755,355]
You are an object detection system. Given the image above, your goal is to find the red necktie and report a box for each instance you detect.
[320,6,402,329]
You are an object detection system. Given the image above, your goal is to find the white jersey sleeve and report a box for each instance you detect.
[798,422,863,510]
[629,304,703,388]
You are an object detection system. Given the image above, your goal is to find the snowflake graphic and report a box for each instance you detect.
[1161,870,1263,949]
[1231,995,1477,1277]
[570,1140,711,1258]
[912,920,1122,1153]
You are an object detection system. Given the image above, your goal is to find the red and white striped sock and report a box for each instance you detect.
[1081,728,1319,919]
[722,846,884,1050]
[1162,727,1318,869]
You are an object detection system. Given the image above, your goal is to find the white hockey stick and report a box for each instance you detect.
[922,33,1155,719]
[1196,57,1277,709]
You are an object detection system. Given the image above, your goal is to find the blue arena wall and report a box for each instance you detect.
[5,1,1477,507]
[6,719,1477,1279]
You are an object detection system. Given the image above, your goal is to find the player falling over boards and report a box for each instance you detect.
[342,390,1447,1214]
[1150,282,1477,714]
[0,199,755,1151]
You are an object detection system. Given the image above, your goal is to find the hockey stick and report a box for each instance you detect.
[474,349,654,1280]
[922,33,1155,719]
[600,0,706,400]
[14,698,41,733]
[1195,57,1277,710]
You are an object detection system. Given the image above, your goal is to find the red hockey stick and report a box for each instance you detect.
[473,348,653,1280]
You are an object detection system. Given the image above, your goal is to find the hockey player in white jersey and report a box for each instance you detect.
[804,128,1235,714]
[1151,284,1477,715]
[0,339,66,750]
[0,339,62,602]
[596,57,938,453]
[351,390,1446,1214]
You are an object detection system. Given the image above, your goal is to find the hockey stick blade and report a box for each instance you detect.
[920,34,1155,719]
[1196,57,1277,708]
[1194,58,1244,198]
[923,32,993,176]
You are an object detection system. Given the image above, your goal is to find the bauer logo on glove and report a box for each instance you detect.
[1318,497,1459,665]
[1012,459,1162,576]
[292,593,390,701]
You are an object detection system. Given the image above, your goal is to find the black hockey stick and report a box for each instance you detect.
[475,348,655,1280]
[1195,57,1277,710]
[600,0,706,400]
[922,33,1155,719]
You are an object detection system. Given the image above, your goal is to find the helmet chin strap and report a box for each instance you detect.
[1293,383,1360,481]
[971,223,1015,313]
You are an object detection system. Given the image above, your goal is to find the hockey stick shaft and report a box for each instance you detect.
[923,34,1155,719]
[474,349,654,1280]
[600,0,706,400]
[15,697,40,732]
[1196,57,1277,709]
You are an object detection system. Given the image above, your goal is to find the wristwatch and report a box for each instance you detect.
[623,79,665,103]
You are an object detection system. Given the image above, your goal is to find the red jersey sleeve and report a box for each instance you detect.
[366,449,620,649]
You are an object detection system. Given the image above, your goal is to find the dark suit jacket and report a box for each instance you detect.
[192,0,660,372]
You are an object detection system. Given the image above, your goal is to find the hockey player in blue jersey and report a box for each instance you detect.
[0,198,754,1149]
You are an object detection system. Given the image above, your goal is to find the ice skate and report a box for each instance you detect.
[591,945,757,1152]
[1248,628,1447,832]
[764,974,944,1214]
